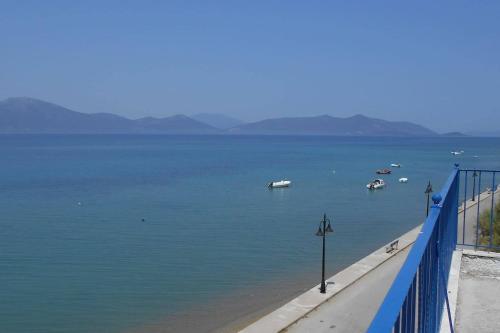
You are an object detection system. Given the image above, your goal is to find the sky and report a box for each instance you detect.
[1,1,499,133]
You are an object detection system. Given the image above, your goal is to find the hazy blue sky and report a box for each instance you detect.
[1,1,499,132]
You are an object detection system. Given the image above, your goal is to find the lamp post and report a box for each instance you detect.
[425,181,433,217]
[472,171,478,201]
[315,213,333,293]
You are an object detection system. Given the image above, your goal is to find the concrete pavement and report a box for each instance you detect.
[452,250,500,333]
[285,245,411,333]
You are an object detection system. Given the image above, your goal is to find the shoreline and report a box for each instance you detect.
[128,227,421,333]
[239,225,422,333]
[127,271,319,333]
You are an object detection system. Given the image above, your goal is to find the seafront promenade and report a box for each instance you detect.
[239,187,500,333]
[239,226,422,333]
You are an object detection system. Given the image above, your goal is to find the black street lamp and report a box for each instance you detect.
[315,213,333,293]
[425,181,433,217]
[472,171,478,201]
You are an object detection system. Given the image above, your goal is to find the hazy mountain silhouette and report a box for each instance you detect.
[464,130,500,137]
[191,113,243,129]
[1,97,438,136]
[441,131,467,137]
[0,97,218,134]
[135,115,218,133]
[228,114,437,136]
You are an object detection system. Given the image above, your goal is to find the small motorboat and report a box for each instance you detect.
[268,180,291,188]
[451,150,464,155]
[399,177,408,183]
[367,179,385,190]
[376,168,392,175]
[390,163,401,168]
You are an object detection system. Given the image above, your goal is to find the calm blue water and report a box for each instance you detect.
[1,135,500,333]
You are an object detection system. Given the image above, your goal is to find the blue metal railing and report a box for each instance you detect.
[367,167,459,333]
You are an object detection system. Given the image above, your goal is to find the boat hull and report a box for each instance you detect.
[366,179,385,189]
[376,168,392,174]
[268,180,291,188]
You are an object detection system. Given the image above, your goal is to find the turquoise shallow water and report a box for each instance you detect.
[1,135,500,333]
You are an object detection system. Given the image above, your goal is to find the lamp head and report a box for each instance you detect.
[425,181,433,194]
[316,227,324,237]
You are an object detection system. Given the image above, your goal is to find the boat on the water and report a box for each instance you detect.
[451,150,464,155]
[268,180,291,188]
[366,179,385,190]
[390,163,401,168]
[399,177,408,183]
[376,168,392,174]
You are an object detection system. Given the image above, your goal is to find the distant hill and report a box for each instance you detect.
[465,130,500,137]
[191,113,244,129]
[135,115,218,133]
[228,114,437,136]
[441,132,467,137]
[0,97,218,134]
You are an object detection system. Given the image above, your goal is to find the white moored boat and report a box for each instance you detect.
[268,180,291,188]
[390,163,401,168]
[399,177,408,183]
[366,179,385,190]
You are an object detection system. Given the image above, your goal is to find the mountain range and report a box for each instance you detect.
[0,97,217,134]
[228,114,437,136]
[0,97,442,136]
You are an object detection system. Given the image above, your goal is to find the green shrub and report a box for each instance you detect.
[478,202,500,251]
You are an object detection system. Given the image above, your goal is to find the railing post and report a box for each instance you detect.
[432,193,443,332]
[452,167,459,248]
[475,172,482,248]
[490,172,496,248]
[462,170,467,244]
[434,190,455,333]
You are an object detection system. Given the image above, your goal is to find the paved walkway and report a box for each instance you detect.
[239,226,421,333]
[285,246,411,333]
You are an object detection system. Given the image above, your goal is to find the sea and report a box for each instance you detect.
[1,135,500,333]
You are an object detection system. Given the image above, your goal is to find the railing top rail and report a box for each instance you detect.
[366,168,459,332]
[459,169,499,173]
